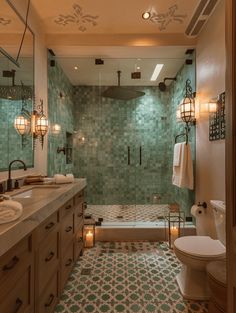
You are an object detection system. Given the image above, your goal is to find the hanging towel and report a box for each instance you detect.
[173,143,182,166]
[172,143,194,190]
[0,200,23,224]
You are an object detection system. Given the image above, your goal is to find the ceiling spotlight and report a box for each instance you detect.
[74,66,78,70]
[142,11,151,20]
[137,66,140,70]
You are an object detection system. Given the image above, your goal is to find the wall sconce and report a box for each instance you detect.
[14,98,48,148]
[208,98,218,113]
[179,79,196,124]
[52,123,61,135]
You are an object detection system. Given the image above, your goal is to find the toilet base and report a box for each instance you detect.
[176,264,210,300]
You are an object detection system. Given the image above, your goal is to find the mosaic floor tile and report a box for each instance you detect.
[55,241,208,313]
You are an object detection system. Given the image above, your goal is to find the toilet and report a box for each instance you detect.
[173,200,226,300]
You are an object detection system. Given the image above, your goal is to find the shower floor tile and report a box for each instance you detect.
[54,242,208,313]
[86,204,169,223]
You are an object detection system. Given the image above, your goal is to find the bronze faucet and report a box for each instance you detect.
[7,160,27,192]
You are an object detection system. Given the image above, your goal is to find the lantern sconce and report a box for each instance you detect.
[179,79,196,125]
[14,98,48,149]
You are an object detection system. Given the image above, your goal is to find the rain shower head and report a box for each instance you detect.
[158,77,176,92]
[102,71,145,101]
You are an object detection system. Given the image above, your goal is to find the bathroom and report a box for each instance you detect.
[0,0,235,312]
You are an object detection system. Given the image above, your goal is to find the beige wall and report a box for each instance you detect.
[196,0,225,204]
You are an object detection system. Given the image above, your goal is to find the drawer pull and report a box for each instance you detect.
[44,294,54,307]
[45,222,55,230]
[3,256,19,271]
[65,226,73,232]
[65,204,72,210]
[77,213,83,217]
[65,258,73,267]
[13,298,23,313]
[45,251,55,262]
[79,237,83,242]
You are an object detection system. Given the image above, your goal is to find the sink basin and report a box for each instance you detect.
[12,186,61,199]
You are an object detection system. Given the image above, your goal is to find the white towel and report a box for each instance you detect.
[172,143,194,190]
[54,174,74,184]
[173,143,182,166]
[0,200,23,224]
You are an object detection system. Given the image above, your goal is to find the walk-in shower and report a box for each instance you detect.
[51,54,196,230]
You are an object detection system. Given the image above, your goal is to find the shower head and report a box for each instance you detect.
[102,71,145,100]
[158,77,176,92]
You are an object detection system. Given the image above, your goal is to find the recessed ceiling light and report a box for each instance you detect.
[137,66,141,70]
[150,64,164,81]
[74,66,78,70]
[142,12,151,20]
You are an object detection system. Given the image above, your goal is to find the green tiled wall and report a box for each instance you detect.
[48,58,196,215]
[0,97,34,171]
[73,86,175,205]
[47,58,74,176]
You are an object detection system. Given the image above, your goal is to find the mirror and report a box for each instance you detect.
[0,0,34,171]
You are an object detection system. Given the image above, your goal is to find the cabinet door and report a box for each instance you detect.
[37,230,59,295]
[61,211,74,254]
[0,263,34,313]
[37,270,59,313]
[61,242,74,291]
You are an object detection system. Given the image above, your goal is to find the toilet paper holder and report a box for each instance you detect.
[198,201,207,209]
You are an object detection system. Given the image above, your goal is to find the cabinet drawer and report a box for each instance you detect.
[36,211,58,243]
[0,265,33,313]
[0,235,32,294]
[61,212,74,253]
[61,242,74,291]
[74,190,84,206]
[37,231,59,295]
[37,271,59,313]
[60,199,74,218]
[74,223,83,261]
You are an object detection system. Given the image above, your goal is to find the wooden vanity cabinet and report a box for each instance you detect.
[35,211,60,313]
[0,234,34,313]
[0,187,85,313]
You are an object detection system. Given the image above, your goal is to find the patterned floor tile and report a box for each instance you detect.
[54,241,208,313]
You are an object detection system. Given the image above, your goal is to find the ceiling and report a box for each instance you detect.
[1,0,219,86]
[30,0,209,35]
[56,47,191,86]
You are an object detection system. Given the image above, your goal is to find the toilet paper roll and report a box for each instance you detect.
[191,205,205,217]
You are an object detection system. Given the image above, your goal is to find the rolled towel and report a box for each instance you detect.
[0,200,23,224]
[54,174,74,184]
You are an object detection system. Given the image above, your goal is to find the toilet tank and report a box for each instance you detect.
[210,200,226,246]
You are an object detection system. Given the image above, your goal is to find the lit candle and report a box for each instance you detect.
[170,226,179,247]
[85,230,94,248]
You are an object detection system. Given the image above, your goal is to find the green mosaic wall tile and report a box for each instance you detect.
[47,57,74,176]
[73,85,179,208]
[0,98,34,171]
[48,58,195,215]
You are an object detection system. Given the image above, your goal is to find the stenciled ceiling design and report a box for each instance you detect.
[54,3,99,32]
[148,5,187,31]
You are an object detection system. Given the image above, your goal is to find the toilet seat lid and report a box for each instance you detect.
[174,236,225,258]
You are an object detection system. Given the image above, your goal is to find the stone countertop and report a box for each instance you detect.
[0,178,86,257]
